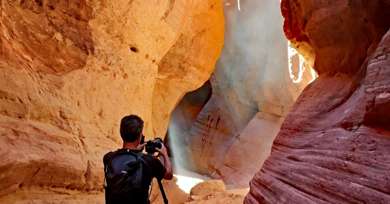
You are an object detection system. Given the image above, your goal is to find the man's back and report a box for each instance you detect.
[103,149,165,204]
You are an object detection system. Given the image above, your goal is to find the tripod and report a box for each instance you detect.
[157,179,168,204]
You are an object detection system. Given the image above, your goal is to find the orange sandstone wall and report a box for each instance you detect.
[0,0,224,201]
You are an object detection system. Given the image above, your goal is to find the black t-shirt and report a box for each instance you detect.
[103,149,165,204]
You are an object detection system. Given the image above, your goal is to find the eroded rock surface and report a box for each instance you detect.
[172,0,313,187]
[0,0,224,201]
[246,0,390,203]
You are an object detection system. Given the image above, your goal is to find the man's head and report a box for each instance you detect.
[120,115,144,143]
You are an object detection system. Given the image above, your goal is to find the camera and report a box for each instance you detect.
[145,138,163,154]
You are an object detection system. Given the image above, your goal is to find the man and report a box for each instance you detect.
[103,115,173,204]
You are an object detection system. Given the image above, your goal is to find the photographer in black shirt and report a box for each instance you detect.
[103,115,173,204]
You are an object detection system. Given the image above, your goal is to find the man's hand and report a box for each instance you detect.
[156,144,173,180]
[156,145,168,157]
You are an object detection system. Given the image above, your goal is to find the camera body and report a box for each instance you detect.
[145,138,163,154]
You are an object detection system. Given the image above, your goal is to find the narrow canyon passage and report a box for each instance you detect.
[1,0,389,204]
[168,0,315,191]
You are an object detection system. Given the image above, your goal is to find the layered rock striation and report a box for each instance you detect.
[246,0,390,203]
[0,0,224,202]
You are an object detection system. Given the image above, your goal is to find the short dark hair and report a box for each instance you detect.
[120,115,144,142]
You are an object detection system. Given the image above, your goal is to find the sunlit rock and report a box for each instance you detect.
[0,0,224,202]
[187,180,247,204]
[170,0,314,187]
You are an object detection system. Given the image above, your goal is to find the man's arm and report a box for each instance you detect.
[156,144,173,180]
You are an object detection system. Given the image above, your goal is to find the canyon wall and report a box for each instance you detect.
[171,0,314,187]
[246,0,390,203]
[0,0,224,202]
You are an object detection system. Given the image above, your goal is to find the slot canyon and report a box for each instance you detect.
[0,0,389,204]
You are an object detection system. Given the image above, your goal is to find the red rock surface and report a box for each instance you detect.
[245,0,390,203]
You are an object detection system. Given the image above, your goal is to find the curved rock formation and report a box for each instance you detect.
[168,80,212,169]
[173,0,314,187]
[245,0,390,203]
[0,0,223,201]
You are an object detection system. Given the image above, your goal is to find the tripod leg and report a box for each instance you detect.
[157,179,169,204]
